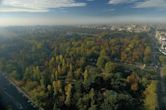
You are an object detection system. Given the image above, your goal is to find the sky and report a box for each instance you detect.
[0,0,166,26]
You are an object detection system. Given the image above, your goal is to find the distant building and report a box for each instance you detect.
[156,30,166,51]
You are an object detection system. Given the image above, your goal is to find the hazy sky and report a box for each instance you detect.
[0,0,166,26]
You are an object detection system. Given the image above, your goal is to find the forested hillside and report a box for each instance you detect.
[0,28,157,110]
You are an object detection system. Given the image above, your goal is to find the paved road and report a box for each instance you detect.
[150,30,166,110]
[0,73,38,110]
[157,67,166,110]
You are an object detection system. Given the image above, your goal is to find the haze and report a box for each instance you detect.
[0,0,166,26]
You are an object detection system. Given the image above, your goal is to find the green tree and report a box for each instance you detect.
[65,83,72,105]
[97,56,109,68]
[104,62,117,73]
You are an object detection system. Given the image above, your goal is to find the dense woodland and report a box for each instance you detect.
[0,27,157,110]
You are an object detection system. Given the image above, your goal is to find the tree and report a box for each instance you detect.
[47,84,52,92]
[52,80,62,94]
[127,73,139,91]
[143,46,152,64]
[104,62,117,73]
[89,88,95,105]
[88,105,97,110]
[53,103,60,110]
[23,67,32,80]
[100,48,107,57]
[33,66,41,81]
[144,81,157,110]
[83,70,89,84]
[97,56,109,69]
[65,83,72,105]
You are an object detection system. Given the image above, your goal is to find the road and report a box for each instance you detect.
[158,67,166,110]
[150,30,166,110]
[0,73,38,110]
